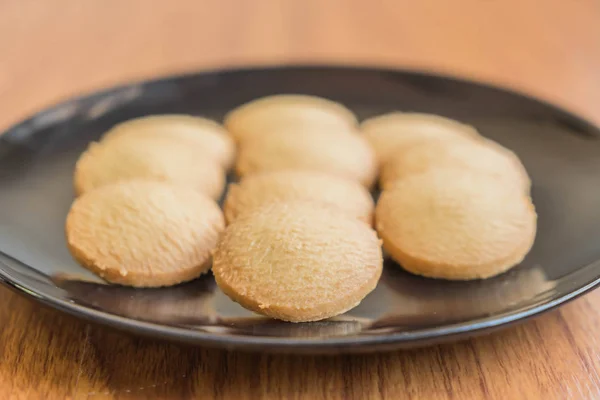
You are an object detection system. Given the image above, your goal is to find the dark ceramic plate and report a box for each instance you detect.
[1,66,600,354]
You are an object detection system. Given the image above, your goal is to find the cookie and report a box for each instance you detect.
[379,138,531,192]
[223,170,374,224]
[361,112,480,166]
[376,169,537,280]
[224,94,358,144]
[213,201,383,322]
[102,114,236,169]
[66,180,225,287]
[74,135,226,199]
[235,130,377,187]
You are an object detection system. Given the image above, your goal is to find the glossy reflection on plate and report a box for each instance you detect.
[0,66,599,353]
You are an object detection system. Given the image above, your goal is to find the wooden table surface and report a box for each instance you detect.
[1,1,600,398]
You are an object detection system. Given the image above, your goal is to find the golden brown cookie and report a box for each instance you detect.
[224,170,374,224]
[74,135,226,199]
[213,201,383,322]
[376,169,537,280]
[235,130,377,188]
[224,94,358,144]
[66,180,225,287]
[102,114,235,169]
[379,138,531,192]
[361,112,480,166]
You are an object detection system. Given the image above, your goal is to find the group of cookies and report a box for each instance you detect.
[364,113,537,281]
[361,113,537,280]
[65,94,537,323]
[66,115,235,287]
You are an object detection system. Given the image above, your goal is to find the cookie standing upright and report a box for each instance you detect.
[224,170,375,224]
[376,169,537,280]
[235,130,378,188]
[102,114,236,170]
[224,94,358,144]
[73,134,226,199]
[213,201,383,322]
[66,180,225,287]
[361,112,480,166]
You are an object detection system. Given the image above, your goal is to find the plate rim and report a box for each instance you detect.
[2,63,598,138]
[2,263,599,353]
[1,64,600,353]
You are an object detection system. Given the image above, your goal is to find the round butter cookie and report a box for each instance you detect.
[66,180,225,287]
[379,138,530,192]
[361,112,480,166]
[74,135,225,199]
[235,130,377,188]
[224,94,358,144]
[213,201,383,322]
[376,169,537,280]
[224,170,374,224]
[102,114,235,169]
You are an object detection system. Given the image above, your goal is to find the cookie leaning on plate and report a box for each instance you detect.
[73,134,226,199]
[235,130,377,188]
[224,94,358,144]
[361,112,480,166]
[376,169,537,280]
[102,114,236,170]
[213,201,383,322]
[65,180,225,287]
[223,170,374,224]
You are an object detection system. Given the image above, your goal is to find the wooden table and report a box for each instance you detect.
[1,1,600,398]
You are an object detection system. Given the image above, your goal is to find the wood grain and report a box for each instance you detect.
[1,1,600,398]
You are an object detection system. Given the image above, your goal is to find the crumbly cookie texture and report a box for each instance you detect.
[380,137,530,192]
[235,130,377,188]
[213,201,383,322]
[376,169,537,280]
[102,114,235,170]
[223,170,374,225]
[66,180,225,287]
[361,112,480,166]
[73,134,225,199]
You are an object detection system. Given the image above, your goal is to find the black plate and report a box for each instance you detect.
[1,65,600,354]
